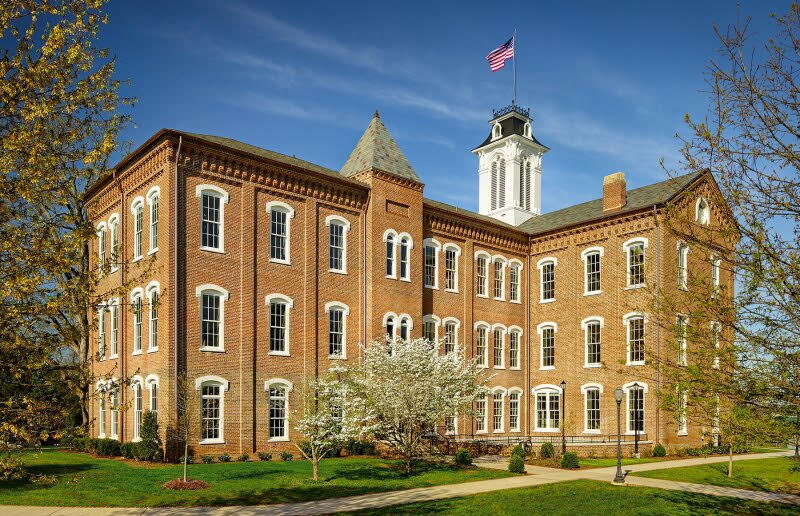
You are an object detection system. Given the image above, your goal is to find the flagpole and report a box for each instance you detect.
[513,28,517,106]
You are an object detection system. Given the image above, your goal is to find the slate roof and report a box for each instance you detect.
[340,112,421,183]
[474,113,549,151]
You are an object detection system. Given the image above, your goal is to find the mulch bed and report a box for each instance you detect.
[162,478,211,490]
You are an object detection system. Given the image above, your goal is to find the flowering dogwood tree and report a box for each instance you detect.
[344,338,489,473]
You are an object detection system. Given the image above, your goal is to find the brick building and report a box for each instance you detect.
[86,104,732,455]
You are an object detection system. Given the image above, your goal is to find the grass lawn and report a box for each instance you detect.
[0,450,513,507]
[634,457,800,495]
[346,479,799,515]
[579,457,665,468]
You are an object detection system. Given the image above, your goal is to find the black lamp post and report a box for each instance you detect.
[632,382,641,458]
[614,387,625,484]
[560,380,567,455]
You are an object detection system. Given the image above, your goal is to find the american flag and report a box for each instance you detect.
[486,37,514,72]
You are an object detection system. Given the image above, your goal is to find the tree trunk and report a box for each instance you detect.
[183,439,188,481]
[312,458,319,481]
[727,441,733,478]
[79,240,91,429]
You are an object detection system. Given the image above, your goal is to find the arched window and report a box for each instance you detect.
[399,317,409,341]
[677,314,688,366]
[108,215,119,272]
[266,293,294,356]
[146,374,159,424]
[581,384,603,433]
[623,382,648,435]
[131,377,143,441]
[475,395,488,433]
[492,122,502,140]
[677,388,688,436]
[196,284,229,351]
[130,196,144,261]
[443,244,461,292]
[399,233,412,281]
[492,324,506,368]
[384,312,397,341]
[509,388,523,432]
[623,238,648,288]
[195,375,228,444]
[326,301,349,358]
[677,241,689,290]
[423,238,441,289]
[97,223,107,272]
[475,251,490,297]
[98,392,106,437]
[131,288,143,354]
[265,379,293,441]
[146,186,160,254]
[498,158,506,208]
[581,247,603,295]
[267,200,295,265]
[624,312,646,365]
[97,303,106,359]
[325,215,350,274]
[492,388,506,433]
[110,382,119,439]
[711,254,721,294]
[442,317,460,354]
[109,298,119,358]
[524,161,532,211]
[508,326,522,369]
[490,159,498,210]
[196,184,229,252]
[696,197,710,225]
[146,281,159,352]
[509,259,522,303]
[582,317,603,367]
[474,321,489,367]
[538,322,557,370]
[422,314,440,344]
[533,384,562,431]
[493,256,506,300]
[384,230,396,278]
[537,257,557,302]
[523,122,532,138]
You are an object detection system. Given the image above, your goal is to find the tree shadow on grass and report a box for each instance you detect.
[649,487,795,516]
[0,463,97,493]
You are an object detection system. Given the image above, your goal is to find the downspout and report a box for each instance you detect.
[526,247,532,436]
[173,136,182,434]
[653,204,661,443]
[114,171,124,440]
[362,192,371,358]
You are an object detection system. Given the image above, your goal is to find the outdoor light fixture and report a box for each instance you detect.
[560,380,566,454]
[614,387,625,484]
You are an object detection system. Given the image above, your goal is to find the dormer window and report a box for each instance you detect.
[696,197,710,225]
[524,122,531,138]
[491,122,502,140]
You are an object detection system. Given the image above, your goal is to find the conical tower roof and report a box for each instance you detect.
[340,111,421,183]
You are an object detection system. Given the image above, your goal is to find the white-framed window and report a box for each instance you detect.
[492,256,506,300]
[443,317,459,354]
[326,301,349,358]
[678,241,689,290]
[475,251,490,297]
[108,215,119,272]
[423,238,441,289]
[131,288,143,354]
[581,247,603,295]
[196,184,229,253]
[677,314,688,366]
[537,322,557,370]
[109,298,119,358]
[97,223,107,273]
[266,293,293,356]
[196,375,229,444]
[422,314,440,345]
[696,197,710,225]
[97,304,106,359]
[624,382,647,435]
[146,281,159,352]
[624,238,648,288]
[265,379,293,441]
[492,389,505,432]
[508,326,522,369]
[444,244,461,293]
[581,383,603,433]
[110,383,119,439]
[325,215,350,274]
[492,122,502,141]
[384,230,396,278]
[475,322,489,367]
[146,374,159,425]
[582,316,604,367]
[492,324,506,368]
[533,384,561,431]
[131,378,143,441]
[475,396,487,433]
[267,200,295,265]
[383,312,397,342]
[624,312,646,365]
[196,284,229,352]
[445,414,457,435]
[146,186,160,254]
[399,233,412,281]
[131,196,144,261]
[712,321,721,369]
[537,257,557,302]
[509,388,522,431]
[399,315,411,341]
[711,255,720,294]
[677,389,688,435]
[384,312,412,343]
[509,259,522,303]
[98,393,106,437]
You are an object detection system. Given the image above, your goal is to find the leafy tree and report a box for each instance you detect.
[342,337,489,474]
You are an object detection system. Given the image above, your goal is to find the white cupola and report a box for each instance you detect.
[472,104,549,226]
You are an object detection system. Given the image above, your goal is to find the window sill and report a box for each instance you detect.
[510,298,522,304]
[108,354,118,360]
[677,431,688,436]
[626,361,645,367]
[445,288,459,294]
[475,430,488,435]
[492,429,505,434]
[200,246,225,254]
[268,436,290,442]
[110,267,119,274]
[328,268,347,275]
[584,363,602,369]
[493,297,505,302]
[534,428,560,433]
[678,285,688,292]
[110,435,119,440]
[539,365,555,371]
[200,346,225,353]
[132,437,142,443]
[510,366,521,371]
[424,284,438,290]
[98,434,106,439]
[539,298,556,304]
[624,431,645,436]
[269,351,290,357]
[270,258,291,266]
[583,290,602,297]
[476,293,489,299]
[625,284,646,290]
[328,355,346,360]
[147,347,158,354]
[131,256,142,263]
[386,274,397,280]
[400,277,411,283]
[510,429,521,433]
[199,438,225,445]
[583,429,602,435]
[132,350,142,356]
[493,365,506,370]
[148,247,159,256]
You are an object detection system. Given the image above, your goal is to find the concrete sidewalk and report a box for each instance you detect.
[3,451,797,515]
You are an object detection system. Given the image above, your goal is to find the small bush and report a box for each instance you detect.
[540,442,555,459]
[560,451,579,469]
[345,439,376,456]
[790,461,800,473]
[509,455,526,473]
[257,451,272,461]
[120,442,134,459]
[280,451,293,461]
[218,452,231,463]
[237,453,249,462]
[510,444,527,459]
[132,441,162,462]
[70,437,88,452]
[454,448,472,466]
[84,438,100,454]
[652,444,666,457]
[179,454,194,464]
[201,455,214,464]
[95,438,121,457]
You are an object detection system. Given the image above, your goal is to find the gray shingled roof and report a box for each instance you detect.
[474,113,549,151]
[340,113,421,183]
[423,197,523,231]
[518,171,704,234]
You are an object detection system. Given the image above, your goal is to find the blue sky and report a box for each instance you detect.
[103,0,785,214]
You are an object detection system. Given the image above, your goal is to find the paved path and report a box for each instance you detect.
[3,451,797,515]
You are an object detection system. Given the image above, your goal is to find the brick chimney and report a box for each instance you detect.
[602,172,627,212]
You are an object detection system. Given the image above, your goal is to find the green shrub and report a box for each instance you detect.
[280,451,293,461]
[84,438,100,454]
[454,448,472,466]
[257,451,272,461]
[94,438,121,457]
[652,444,666,457]
[179,454,194,464]
[120,442,134,459]
[509,455,526,473]
[218,452,231,463]
[132,411,162,462]
[540,442,555,459]
[237,453,249,462]
[560,451,579,469]
[790,461,800,473]
[510,444,527,459]
[201,455,214,464]
[71,437,89,452]
[345,439,376,456]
